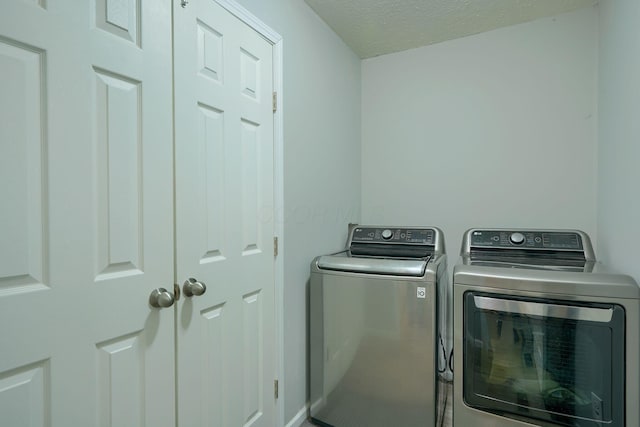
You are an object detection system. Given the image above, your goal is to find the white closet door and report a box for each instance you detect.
[0,2,175,426]
[173,1,276,426]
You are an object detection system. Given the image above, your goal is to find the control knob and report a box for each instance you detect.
[381,229,393,240]
[510,232,525,245]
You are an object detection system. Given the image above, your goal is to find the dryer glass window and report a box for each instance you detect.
[463,292,625,427]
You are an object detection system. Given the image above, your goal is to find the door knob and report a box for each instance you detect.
[149,288,175,308]
[183,278,207,297]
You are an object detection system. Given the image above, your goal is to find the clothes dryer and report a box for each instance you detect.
[453,229,640,427]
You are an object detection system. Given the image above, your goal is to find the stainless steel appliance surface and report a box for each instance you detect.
[453,229,640,427]
[309,225,448,427]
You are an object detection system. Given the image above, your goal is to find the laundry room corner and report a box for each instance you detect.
[361,6,599,255]
[596,0,640,284]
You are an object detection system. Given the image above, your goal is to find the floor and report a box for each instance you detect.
[299,381,453,427]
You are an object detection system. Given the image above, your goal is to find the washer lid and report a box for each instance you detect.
[317,254,429,277]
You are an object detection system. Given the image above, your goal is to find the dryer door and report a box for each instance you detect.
[463,292,625,427]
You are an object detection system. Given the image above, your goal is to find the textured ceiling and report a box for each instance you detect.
[304,0,597,58]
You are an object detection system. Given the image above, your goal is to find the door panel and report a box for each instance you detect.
[0,37,46,294]
[0,2,174,426]
[174,1,275,426]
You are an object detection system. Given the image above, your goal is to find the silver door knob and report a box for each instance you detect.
[149,288,175,308]
[183,277,207,297]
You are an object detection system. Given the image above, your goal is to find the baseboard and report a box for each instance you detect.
[309,396,325,414]
[285,405,308,427]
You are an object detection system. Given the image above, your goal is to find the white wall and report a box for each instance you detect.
[361,7,598,346]
[362,7,598,261]
[232,0,362,424]
[597,0,640,283]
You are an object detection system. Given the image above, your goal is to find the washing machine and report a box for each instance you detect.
[452,228,640,427]
[309,225,448,427]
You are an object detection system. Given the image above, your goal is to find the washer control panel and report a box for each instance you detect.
[470,230,583,250]
[352,227,435,245]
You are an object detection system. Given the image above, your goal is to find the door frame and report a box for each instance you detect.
[212,1,285,425]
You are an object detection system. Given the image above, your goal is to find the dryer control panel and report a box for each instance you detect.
[470,230,584,250]
[462,228,595,266]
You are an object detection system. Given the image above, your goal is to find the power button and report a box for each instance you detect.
[510,232,525,245]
